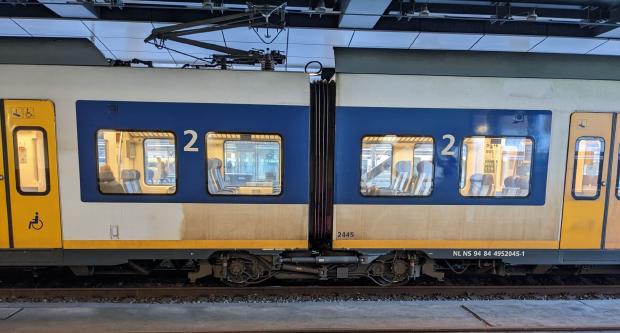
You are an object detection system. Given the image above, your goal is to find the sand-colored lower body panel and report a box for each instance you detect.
[62,203,309,249]
[333,204,560,249]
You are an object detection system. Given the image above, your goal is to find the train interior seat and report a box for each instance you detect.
[412,161,433,196]
[468,173,495,196]
[502,176,518,196]
[481,174,495,196]
[515,176,529,196]
[98,169,125,194]
[468,174,484,196]
[207,158,220,194]
[391,161,412,193]
[208,158,236,194]
[121,169,142,194]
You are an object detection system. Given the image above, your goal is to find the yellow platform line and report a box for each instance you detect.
[333,240,559,249]
[63,240,308,250]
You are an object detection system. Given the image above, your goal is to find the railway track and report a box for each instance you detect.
[172,328,620,332]
[1,284,620,299]
[2,285,620,332]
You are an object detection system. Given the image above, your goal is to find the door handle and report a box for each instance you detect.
[601,180,607,187]
[0,175,5,181]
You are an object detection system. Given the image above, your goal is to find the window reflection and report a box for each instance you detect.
[144,138,176,185]
[15,129,48,194]
[573,137,604,199]
[97,130,176,195]
[206,132,282,196]
[360,136,434,197]
[459,137,533,197]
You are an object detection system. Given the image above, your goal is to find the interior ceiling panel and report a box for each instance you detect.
[0,18,29,36]
[470,34,547,52]
[349,30,420,48]
[12,18,92,37]
[530,36,607,53]
[2,0,620,70]
[589,39,620,54]
[411,32,483,50]
[83,20,155,38]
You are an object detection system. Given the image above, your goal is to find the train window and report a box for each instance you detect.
[14,128,49,194]
[143,138,176,186]
[572,137,604,199]
[360,135,434,197]
[459,137,533,198]
[96,130,176,195]
[206,132,282,196]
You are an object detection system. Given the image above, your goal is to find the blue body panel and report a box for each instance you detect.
[335,107,552,205]
[76,100,309,204]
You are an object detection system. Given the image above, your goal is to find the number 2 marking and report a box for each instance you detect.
[184,130,198,152]
[441,134,456,156]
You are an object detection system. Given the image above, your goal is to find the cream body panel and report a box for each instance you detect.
[0,65,308,241]
[336,74,620,244]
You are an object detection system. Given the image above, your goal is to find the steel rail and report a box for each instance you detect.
[0,284,620,299]
[162,328,620,332]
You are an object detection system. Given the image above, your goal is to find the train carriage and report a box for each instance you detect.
[1,50,620,284]
[334,51,620,271]
[0,65,310,271]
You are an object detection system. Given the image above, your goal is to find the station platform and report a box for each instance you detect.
[1,299,620,332]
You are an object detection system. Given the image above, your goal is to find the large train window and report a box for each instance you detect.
[96,130,176,195]
[360,135,434,197]
[206,132,282,196]
[572,137,604,199]
[14,128,49,194]
[459,137,533,198]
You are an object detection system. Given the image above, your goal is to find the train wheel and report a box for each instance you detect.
[217,252,274,286]
[366,253,413,286]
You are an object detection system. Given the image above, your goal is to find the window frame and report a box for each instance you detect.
[457,135,535,199]
[359,134,436,198]
[142,137,177,187]
[13,126,51,196]
[616,144,620,200]
[95,129,178,196]
[571,136,605,201]
[205,131,284,197]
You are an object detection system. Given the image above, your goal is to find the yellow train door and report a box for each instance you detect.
[604,116,620,249]
[0,120,9,249]
[1,100,62,248]
[560,112,614,249]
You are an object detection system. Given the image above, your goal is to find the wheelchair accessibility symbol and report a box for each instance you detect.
[28,212,43,230]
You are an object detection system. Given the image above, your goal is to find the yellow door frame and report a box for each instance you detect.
[2,100,62,249]
[0,102,10,248]
[604,116,620,249]
[560,112,615,249]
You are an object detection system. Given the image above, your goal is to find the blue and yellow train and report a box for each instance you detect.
[0,61,619,285]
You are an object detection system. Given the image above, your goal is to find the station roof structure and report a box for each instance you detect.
[2,0,620,71]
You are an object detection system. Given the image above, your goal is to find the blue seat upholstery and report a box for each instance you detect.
[121,169,142,194]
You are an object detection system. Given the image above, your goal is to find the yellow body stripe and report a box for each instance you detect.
[64,240,308,250]
[333,240,558,249]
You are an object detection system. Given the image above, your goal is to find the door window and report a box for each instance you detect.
[14,128,49,194]
[572,137,605,199]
